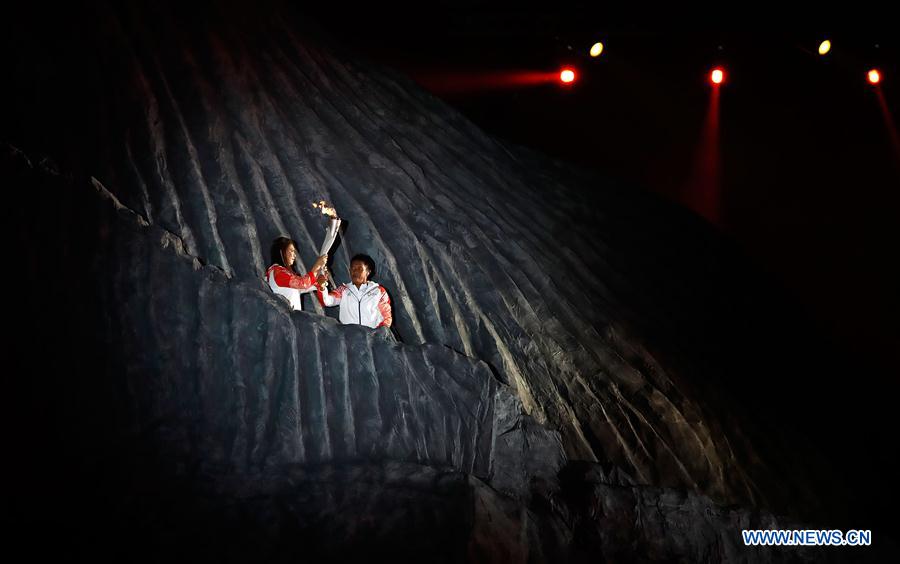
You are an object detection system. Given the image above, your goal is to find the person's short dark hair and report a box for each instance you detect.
[350,253,376,278]
[271,237,298,270]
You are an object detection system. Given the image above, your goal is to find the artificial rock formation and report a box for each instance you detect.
[72,3,770,506]
[4,2,894,561]
[6,147,854,563]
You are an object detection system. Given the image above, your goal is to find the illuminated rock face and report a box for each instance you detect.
[6,5,884,562]
[73,7,769,508]
[2,152,835,564]
[96,193,499,478]
[8,148,552,485]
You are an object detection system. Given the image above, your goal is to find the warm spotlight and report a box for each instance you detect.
[868,69,881,85]
[710,67,725,85]
[590,42,604,57]
[560,68,576,84]
[818,40,831,55]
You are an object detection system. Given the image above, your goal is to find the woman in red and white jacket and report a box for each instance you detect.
[316,254,392,328]
[265,237,327,311]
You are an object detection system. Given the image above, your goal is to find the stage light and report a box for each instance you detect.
[710,67,725,85]
[868,69,881,84]
[818,40,831,55]
[560,68,576,84]
[590,42,604,57]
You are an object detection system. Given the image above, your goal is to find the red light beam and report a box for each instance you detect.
[412,70,563,94]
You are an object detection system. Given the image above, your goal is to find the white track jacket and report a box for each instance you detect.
[318,281,392,328]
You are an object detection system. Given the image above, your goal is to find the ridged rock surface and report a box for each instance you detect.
[8,144,857,564]
[30,3,777,508]
[95,175,498,476]
[5,3,895,560]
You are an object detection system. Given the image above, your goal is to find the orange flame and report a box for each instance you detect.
[312,200,338,218]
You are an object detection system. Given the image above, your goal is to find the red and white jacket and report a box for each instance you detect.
[317,281,392,328]
[265,264,318,311]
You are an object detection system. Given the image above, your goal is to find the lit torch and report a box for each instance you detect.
[312,200,341,289]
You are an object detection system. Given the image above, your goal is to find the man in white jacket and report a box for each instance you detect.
[316,254,392,329]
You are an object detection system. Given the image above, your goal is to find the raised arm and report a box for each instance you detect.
[317,281,345,307]
[271,255,327,291]
[272,267,317,291]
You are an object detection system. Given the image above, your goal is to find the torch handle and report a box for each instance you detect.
[317,217,342,292]
[317,264,337,292]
